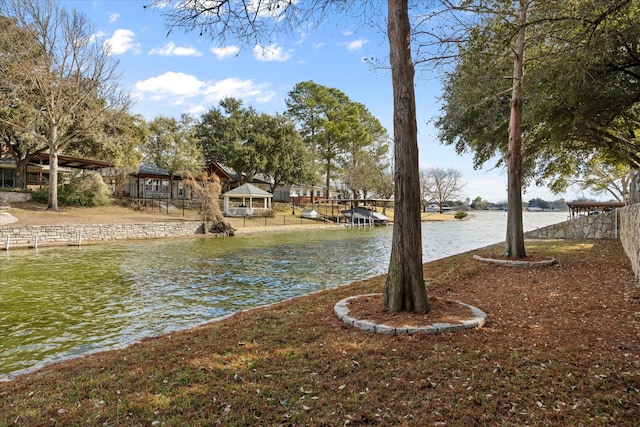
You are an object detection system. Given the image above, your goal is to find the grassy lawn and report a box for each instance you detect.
[1,239,638,425]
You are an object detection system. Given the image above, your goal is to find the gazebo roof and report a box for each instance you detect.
[566,201,625,209]
[224,183,272,198]
[566,201,625,219]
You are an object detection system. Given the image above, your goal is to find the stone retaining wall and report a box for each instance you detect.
[0,191,32,205]
[619,204,640,278]
[0,221,204,249]
[524,205,640,279]
[524,210,618,239]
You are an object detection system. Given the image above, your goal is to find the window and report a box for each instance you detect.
[144,179,158,192]
[0,169,14,187]
[144,178,170,193]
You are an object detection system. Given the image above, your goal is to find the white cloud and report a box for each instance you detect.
[345,38,369,51]
[89,30,106,45]
[211,45,240,59]
[202,77,273,103]
[133,72,204,103]
[253,44,292,62]
[105,29,140,55]
[256,91,277,103]
[186,105,207,115]
[294,30,308,45]
[133,72,273,108]
[148,41,203,57]
[149,0,171,9]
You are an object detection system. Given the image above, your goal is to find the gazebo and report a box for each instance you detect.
[223,183,273,217]
[566,201,625,219]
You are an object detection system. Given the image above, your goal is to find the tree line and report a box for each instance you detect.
[432,0,639,257]
[0,0,394,207]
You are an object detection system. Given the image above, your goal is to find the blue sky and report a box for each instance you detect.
[61,0,595,203]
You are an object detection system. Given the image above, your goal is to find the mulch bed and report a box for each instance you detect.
[1,239,639,426]
[346,294,476,327]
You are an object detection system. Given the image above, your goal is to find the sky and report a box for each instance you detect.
[59,0,598,203]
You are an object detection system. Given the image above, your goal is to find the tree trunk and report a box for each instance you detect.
[324,166,331,205]
[505,1,527,259]
[114,168,127,198]
[14,157,30,189]
[382,0,427,314]
[47,122,59,212]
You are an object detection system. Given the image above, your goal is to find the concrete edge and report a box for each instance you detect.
[334,293,487,335]
[472,254,559,267]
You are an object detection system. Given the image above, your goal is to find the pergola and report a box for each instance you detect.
[32,153,113,170]
[566,201,625,219]
[26,153,114,187]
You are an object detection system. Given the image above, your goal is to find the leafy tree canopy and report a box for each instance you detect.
[436,0,639,194]
[197,98,312,191]
[0,0,129,209]
[286,80,389,197]
[144,114,205,179]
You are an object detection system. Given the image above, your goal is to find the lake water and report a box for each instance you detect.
[0,210,568,377]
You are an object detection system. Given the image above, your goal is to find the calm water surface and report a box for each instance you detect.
[0,210,567,377]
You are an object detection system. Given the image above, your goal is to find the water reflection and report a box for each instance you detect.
[0,210,566,376]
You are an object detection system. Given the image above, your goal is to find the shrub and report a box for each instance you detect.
[0,187,32,193]
[31,187,49,203]
[253,209,275,218]
[455,210,468,220]
[32,173,111,207]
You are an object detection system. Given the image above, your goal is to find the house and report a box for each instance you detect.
[223,183,273,217]
[205,162,233,192]
[214,166,272,193]
[212,167,332,202]
[273,184,338,203]
[0,153,112,189]
[0,150,234,201]
[122,161,231,200]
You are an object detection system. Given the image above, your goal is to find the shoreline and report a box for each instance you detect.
[0,219,353,250]
[0,218,465,250]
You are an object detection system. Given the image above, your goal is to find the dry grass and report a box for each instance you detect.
[1,238,639,426]
[4,201,201,225]
[3,201,401,230]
